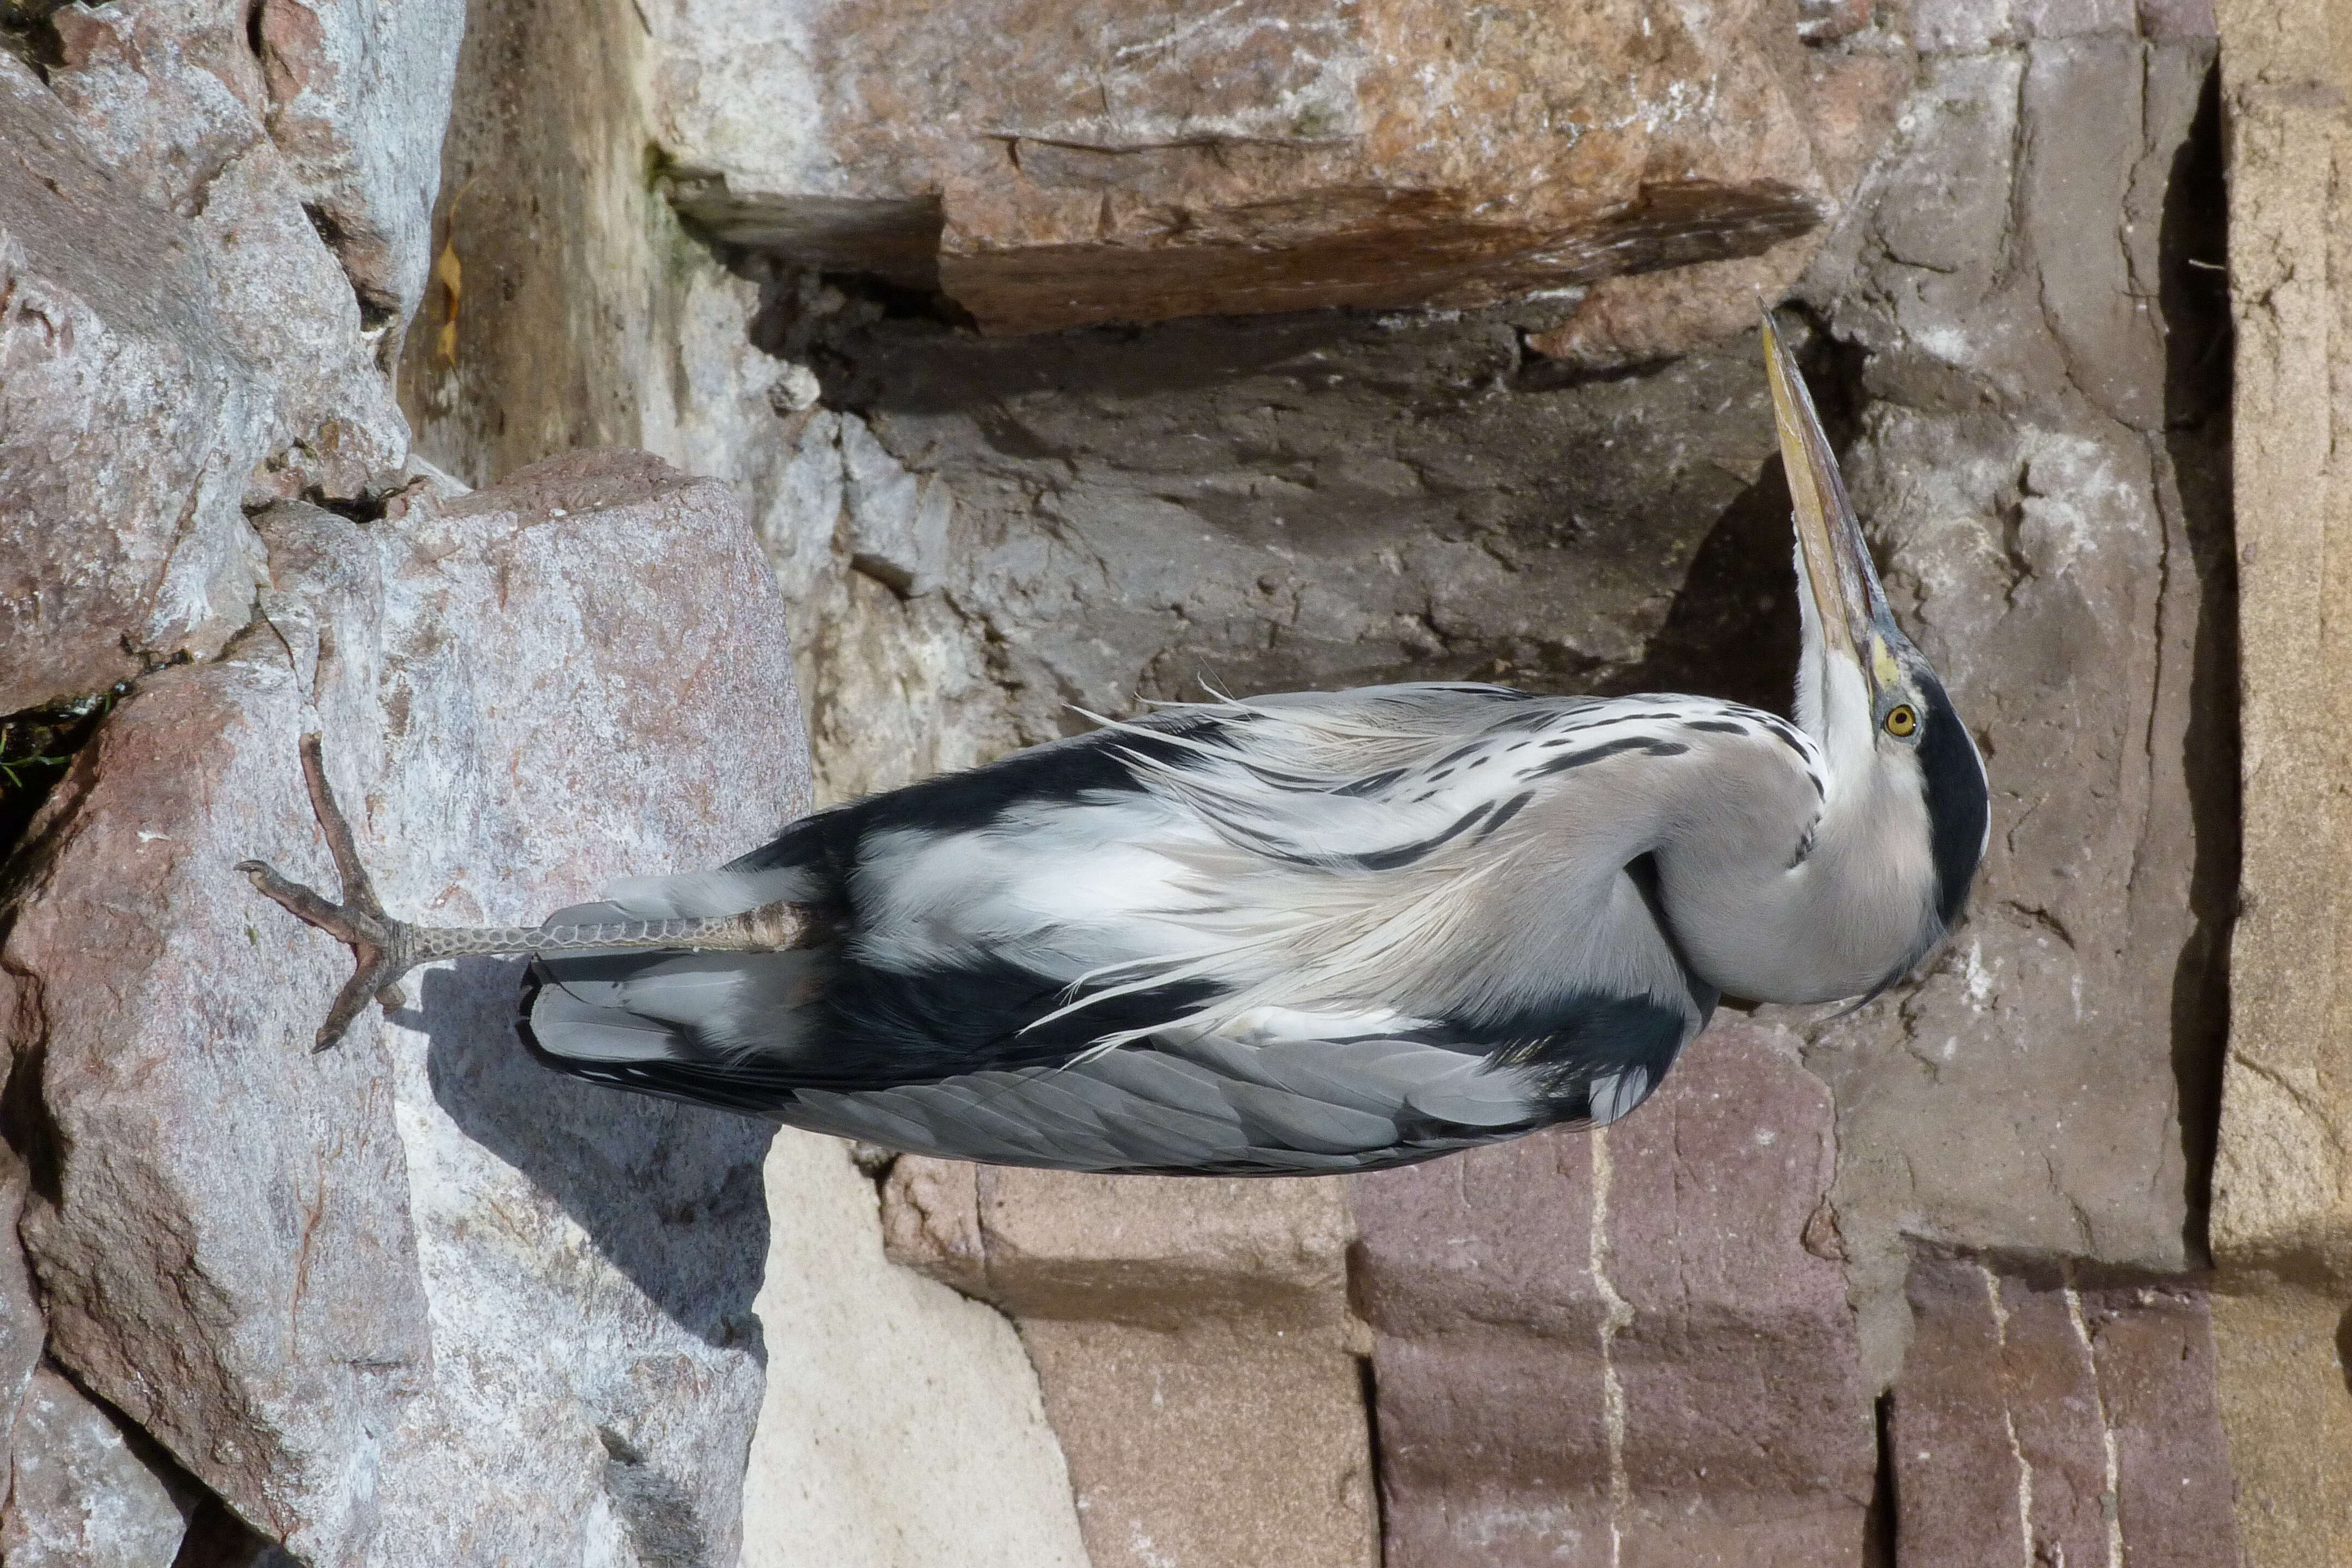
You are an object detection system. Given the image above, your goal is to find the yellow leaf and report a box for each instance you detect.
[432,237,462,365]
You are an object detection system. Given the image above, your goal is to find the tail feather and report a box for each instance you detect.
[525,981,694,1063]
[523,947,826,1074]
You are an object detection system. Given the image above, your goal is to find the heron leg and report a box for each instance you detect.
[236,733,422,1054]
[241,736,826,1052]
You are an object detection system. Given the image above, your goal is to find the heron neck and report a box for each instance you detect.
[1651,738,1939,1006]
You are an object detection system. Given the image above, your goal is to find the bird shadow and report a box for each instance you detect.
[403,960,774,1359]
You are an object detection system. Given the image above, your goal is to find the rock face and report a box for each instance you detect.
[646,0,1905,334]
[741,1134,1089,1568]
[0,56,275,712]
[372,0,2251,1560]
[1350,1023,1875,1565]
[397,3,1105,1558]
[2210,0,2346,1280]
[697,9,2233,1376]
[791,305,1816,803]
[0,0,461,715]
[2,452,795,1562]
[2204,0,2352,1559]
[248,0,469,320]
[1783,8,2233,1371]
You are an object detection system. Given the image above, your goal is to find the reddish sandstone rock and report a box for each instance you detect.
[1526,46,1908,367]
[650,0,1906,335]
[1787,19,2231,1372]
[1020,1316,1377,1568]
[1891,1253,2239,1566]
[882,1163,1375,1567]
[1349,1021,1874,1566]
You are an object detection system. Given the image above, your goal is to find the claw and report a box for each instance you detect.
[238,734,418,1052]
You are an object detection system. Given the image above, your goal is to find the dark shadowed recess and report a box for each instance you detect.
[1596,314,1864,710]
[1597,451,1803,713]
[0,0,69,78]
[1861,1392,1897,1568]
[2159,61,2237,1264]
[412,960,773,1356]
[171,1493,300,1566]
[759,260,1849,718]
[0,684,126,877]
[761,272,1571,422]
[754,267,1831,723]
[1356,1352,1393,1555]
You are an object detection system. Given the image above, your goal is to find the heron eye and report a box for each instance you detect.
[1884,703,1919,738]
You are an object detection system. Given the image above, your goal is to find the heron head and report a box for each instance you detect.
[1761,314,1988,933]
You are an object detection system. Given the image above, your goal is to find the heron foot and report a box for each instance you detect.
[236,733,418,1054]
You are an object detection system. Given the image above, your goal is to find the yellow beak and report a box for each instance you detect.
[1761,312,1890,683]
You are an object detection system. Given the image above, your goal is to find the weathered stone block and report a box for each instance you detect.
[1350,1022,1873,1566]
[0,1365,199,1568]
[880,1152,992,1298]
[42,0,458,330]
[2204,1,2352,1559]
[252,0,468,319]
[979,1167,1357,1330]
[0,0,462,713]
[5,646,434,1558]
[1020,1317,1377,1568]
[881,1161,1371,1567]
[1891,1254,2238,1567]
[4,451,794,1563]
[2209,1285,2352,1568]
[0,57,272,710]
[647,0,1902,334]
[743,1133,1091,1568]
[2210,0,2352,1279]
[884,1157,1361,1330]
[1527,47,1909,368]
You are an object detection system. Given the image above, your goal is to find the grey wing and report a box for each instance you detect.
[519,681,1750,1169]
[768,1026,1642,1177]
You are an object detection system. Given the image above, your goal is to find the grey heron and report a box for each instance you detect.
[241,316,1988,1175]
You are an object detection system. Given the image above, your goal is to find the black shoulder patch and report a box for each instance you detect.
[725,715,1233,881]
[1420,987,1701,1125]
